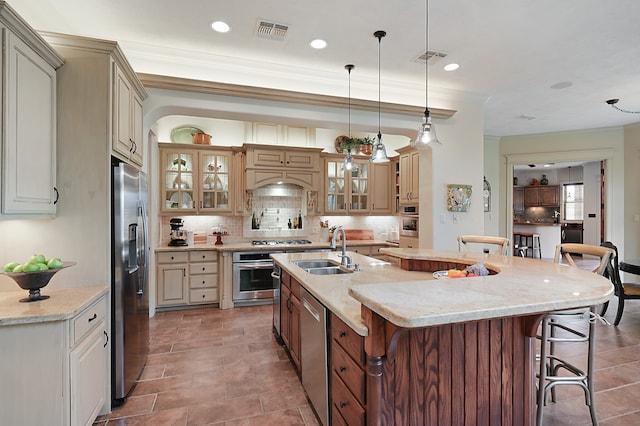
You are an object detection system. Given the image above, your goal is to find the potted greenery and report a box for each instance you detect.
[356,136,375,155]
[334,135,375,155]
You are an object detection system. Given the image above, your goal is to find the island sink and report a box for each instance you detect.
[305,266,352,275]
[293,259,341,269]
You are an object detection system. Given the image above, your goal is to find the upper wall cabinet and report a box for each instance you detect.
[41,33,148,174]
[246,123,316,146]
[244,144,322,191]
[524,185,559,207]
[397,146,419,206]
[113,64,145,166]
[0,3,64,218]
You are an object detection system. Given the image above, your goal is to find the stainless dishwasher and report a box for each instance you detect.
[300,287,328,426]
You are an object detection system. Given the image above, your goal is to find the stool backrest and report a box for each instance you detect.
[457,235,511,256]
[553,243,615,276]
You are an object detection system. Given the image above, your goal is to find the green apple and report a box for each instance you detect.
[23,262,40,272]
[4,262,20,272]
[29,254,46,264]
[12,264,24,273]
[47,258,64,269]
[36,263,49,271]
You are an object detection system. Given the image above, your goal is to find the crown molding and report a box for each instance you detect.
[137,73,456,120]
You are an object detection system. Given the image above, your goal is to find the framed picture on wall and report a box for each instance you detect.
[447,184,472,212]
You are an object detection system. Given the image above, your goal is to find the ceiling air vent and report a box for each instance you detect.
[255,19,289,41]
[413,50,447,64]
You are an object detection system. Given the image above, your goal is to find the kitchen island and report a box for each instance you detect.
[272,249,612,425]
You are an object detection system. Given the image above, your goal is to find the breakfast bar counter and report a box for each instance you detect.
[272,248,613,425]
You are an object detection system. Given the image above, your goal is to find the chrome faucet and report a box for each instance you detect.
[330,226,352,267]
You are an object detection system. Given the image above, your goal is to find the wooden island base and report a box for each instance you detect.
[362,306,542,426]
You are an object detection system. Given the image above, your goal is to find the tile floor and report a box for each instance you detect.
[95,270,640,425]
[95,304,319,425]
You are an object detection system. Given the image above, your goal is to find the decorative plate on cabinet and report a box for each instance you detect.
[170,126,204,144]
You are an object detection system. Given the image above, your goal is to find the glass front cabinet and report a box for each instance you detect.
[160,145,233,214]
[325,157,370,214]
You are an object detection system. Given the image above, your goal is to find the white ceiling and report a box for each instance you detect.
[10,0,640,136]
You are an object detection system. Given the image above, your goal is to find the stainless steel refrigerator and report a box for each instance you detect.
[111,160,150,405]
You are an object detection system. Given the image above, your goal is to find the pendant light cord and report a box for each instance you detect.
[425,0,429,117]
[374,31,386,141]
[345,64,354,137]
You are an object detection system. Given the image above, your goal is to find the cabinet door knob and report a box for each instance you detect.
[339,331,346,338]
[340,402,347,408]
[339,366,346,372]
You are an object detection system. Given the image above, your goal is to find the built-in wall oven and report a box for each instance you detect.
[232,240,328,306]
[233,251,282,304]
[400,205,419,237]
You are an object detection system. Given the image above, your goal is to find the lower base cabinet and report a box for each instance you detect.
[0,294,108,426]
[156,250,219,308]
[280,270,301,370]
[330,313,366,426]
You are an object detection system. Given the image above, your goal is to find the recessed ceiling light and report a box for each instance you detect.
[443,63,459,71]
[310,39,327,49]
[211,21,231,33]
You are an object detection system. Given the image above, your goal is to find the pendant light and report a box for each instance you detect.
[344,64,355,171]
[370,30,390,163]
[411,0,440,148]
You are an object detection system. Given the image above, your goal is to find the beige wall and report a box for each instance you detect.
[496,125,639,260]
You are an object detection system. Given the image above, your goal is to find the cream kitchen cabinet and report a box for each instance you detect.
[244,144,322,191]
[397,146,420,206]
[0,288,108,426]
[156,251,189,307]
[369,162,393,214]
[70,297,108,426]
[188,250,219,304]
[113,63,144,166]
[0,3,64,218]
[156,250,220,308]
[159,144,233,215]
[323,155,392,214]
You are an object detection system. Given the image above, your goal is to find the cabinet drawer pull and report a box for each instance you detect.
[339,366,346,372]
[88,313,97,322]
[54,187,59,204]
[103,330,109,348]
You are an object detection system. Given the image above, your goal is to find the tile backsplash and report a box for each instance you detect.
[159,214,400,245]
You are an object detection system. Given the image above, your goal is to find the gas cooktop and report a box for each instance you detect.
[251,239,313,246]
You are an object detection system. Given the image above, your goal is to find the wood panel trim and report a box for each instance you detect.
[138,73,457,119]
[365,316,535,425]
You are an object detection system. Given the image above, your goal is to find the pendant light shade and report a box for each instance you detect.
[370,30,390,163]
[411,0,440,148]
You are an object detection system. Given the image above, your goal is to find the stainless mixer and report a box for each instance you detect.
[168,218,188,246]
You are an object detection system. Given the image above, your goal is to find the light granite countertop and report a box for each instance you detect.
[272,248,613,336]
[0,285,108,326]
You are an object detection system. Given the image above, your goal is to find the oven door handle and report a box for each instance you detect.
[235,263,273,270]
[271,271,280,279]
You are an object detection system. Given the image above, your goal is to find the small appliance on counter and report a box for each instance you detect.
[168,218,188,246]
